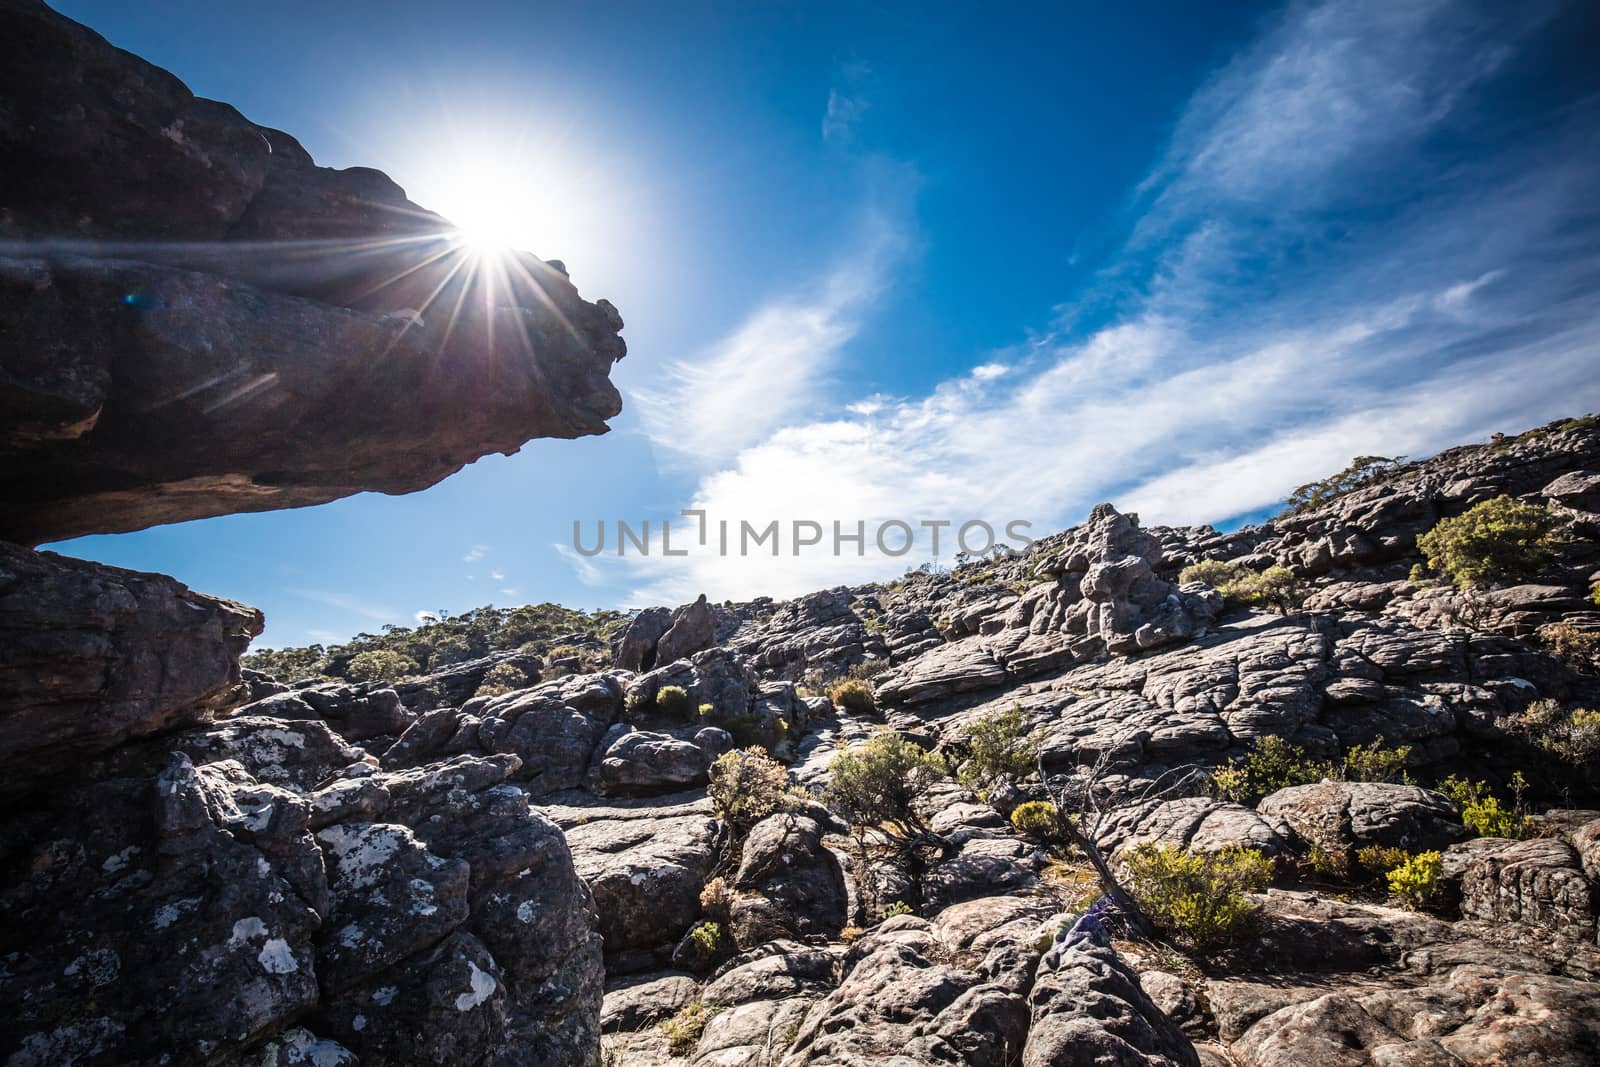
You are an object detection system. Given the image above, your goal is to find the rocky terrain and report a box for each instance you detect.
[7,395,1600,1065]
[5,3,1600,1066]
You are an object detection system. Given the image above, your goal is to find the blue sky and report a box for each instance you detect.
[48,0,1600,646]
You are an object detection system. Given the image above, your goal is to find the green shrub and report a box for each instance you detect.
[849,658,890,680]
[687,921,725,961]
[1337,740,1413,785]
[660,1001,716,1056]
[1282,456,1402,515]
[828,678,876,715]
[1009,800,1062,839]
[721,713,766,750]
[1178,561,1302,613]
[1592,582,1600,608]
[474,661,529,698]
[346,649,419,682]
[1437,775,1529,838]
[882,900,914,919]
[1517,700,1600,766]
[826,733,946,837]
[1208,735,1327,805]
[699,876,732,921]
[957,705,1038,799]
[1414,495,1560,588]
[1354,845,1411,880]
[708,748,795,833]
[1386,850,1443,909]
[655,684,693,718]
[1539,622,1600,668]
[1123,843,1274,949]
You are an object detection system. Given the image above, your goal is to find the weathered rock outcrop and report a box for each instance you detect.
[0,541,262,795]
[0,0,625,544]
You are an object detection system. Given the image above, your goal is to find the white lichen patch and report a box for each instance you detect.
[516,901,535,924]
[315,824,408,889]
[101,847,140,875]
[258,938,298,974]
[230,917,268,944]
[454,960,498,1011]
[371,986,398,1006]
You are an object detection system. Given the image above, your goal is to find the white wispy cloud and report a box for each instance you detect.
[463,544,489,563]
[631,206,907,467]
[578,0,1600,606]
[823,89,870,144]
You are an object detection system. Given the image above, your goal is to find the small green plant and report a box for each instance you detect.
[1414,495,1560,588]
[654,684,693,718]
[1123,843,1274,950]
[474,661,529,698]
[687,920,725,961]
[1177,561,1302,613]
[1009,800,1062,839]
[828,677,876,715]
[1354,845,1411,880]
[1385,850,1443,909]
[1592,581,1600,608]
[957,705,1038,799]
[1437,775,1529,838]
[660,1001,715,1056]
[1308,842,1349,880]
[826,732,946,838]
[1208,735,1327,805]
[1515,700,1600,766]
[708,748,796,834]
[1337,740,1413,785]
[882,900,914,919]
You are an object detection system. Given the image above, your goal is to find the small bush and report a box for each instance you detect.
[1414,495,1560,588]
[1009,800,1062,839]
[346,649,419,683]
[1386,850,1443,909]
[660,1002,715,1056]
[699,876,732,921]
[838,925,865,943]
[828,678,876,715]
[1354,845,1411,880]
[474,661,529,698]
[1517,700,1600,765]
[1178,561,1302,613]
[882,900,914,919]
[655,684,694,718]
[1208,735,1327,806]
[957,704,1038,798]
[687,921,725,961]
[1337,740,1413,785]
[826,732,946,837]
[1539,622,1600,668]
[708,748,795,834]
[1437,775,1529,838]
[1124,843,1274,950]
[849,658,890,680]
[1308,842,1349,880]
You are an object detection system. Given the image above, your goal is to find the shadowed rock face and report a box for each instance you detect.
[0,0,625,544]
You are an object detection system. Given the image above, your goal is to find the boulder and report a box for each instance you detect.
[1024,911,1200,1067]
[728,814,848,946]
[612,607,672,672]
[0,541,262,796]
[655,593,718,666]
[1259,781,1469,855]
[593,729,711,796]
